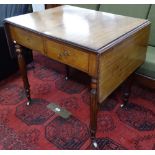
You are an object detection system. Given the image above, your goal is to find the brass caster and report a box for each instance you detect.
[120,104,124,108]
[65,76,68,80]
[92,141,98,149]
[26,101,30,106]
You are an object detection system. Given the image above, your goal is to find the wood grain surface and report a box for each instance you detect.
[98,25,150,103]
[5,5,149,52]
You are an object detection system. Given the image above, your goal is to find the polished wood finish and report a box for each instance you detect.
[4,5,150,144]
[5,5,149,52]
[90,78,98,139]
[89,54,98,77]
[98,25,150,103]
[15,44,31,104]
[45,38,89,73]
[9,25,44,54]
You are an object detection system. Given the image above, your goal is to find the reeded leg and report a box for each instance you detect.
[90,78,99,149]
[15,43,31,105]
[121,75,134,108]
[65,65,69,80]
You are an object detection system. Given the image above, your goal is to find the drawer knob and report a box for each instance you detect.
[58,51,70,59]
[63,51,69,56]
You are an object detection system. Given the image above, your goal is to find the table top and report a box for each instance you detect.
[5,5,149,53]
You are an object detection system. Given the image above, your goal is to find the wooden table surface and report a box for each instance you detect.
[4,5,150,148]
[5,5,148,52]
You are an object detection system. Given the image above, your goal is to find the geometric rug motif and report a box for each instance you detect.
[59,97,79,113]
[1,52,155,150]
[81,90,118,111]
[81,89,90,105]
[97,113,116,133]
[100,98,118,111]
[0,83,25,105]
[0,108,10,125]
[16,98,55,125]
[0,125,40,150]
[32,81,52,95]
[45,116,89,149]
[132,134,155,150]
[87,138,127,150]
[0,108,40,150]
[131,85,155,103]
[55,78,86,94]
[152,143,155,150]
[116,102,155,131]
[33,65,62,82]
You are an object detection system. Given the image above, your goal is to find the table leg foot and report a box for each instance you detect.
[25,88,31,105]
[121,92,129,108]
[65,65,69,80]
[120,92,128,107]
[65,76,68,80]
[121,75,134,108]
[120,104,124,108]
[90,129,99,149]
[92,140,98,149]
[26,101,30,106]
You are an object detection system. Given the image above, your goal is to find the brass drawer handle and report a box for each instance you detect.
[58,51,70,59]
[63,51,70,56]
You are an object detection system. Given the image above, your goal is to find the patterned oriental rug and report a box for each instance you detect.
[0,52,155,150]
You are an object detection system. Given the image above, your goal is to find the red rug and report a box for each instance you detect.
[0,52,155,150]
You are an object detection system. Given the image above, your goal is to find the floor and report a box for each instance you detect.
[0,52,155,150]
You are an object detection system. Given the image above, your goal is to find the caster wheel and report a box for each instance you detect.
[65,77,68,80]
[26,101,30,106]
[120,104,124,108]
[93,141,98,148]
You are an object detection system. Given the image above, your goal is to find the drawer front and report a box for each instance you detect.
[45,39,89,73]
[9,25,44,53]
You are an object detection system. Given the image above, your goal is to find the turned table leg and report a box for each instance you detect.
[121,74,134,108]
[15,43,31,105]
[90,78,99,148]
